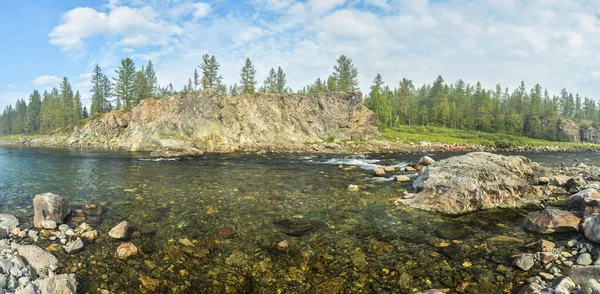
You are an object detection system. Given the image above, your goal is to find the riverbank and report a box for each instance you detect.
[2,128,599,155]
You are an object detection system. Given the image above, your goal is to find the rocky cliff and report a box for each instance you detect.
[550,118,600,144]
[69,90,379,153]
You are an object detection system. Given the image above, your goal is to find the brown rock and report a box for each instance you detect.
[523,209,581,234]
[374,167,386,177]
[108,221,129,239]
[116,242,138,260]
[540,239,555,252]
[383,166,396,172]
[534,251,556,264]
[81,230,98,241]
[139,275,160,291]
[33,193,70,228]
[217,228,235,239]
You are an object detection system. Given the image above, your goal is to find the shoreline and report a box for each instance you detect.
[0,134,599,155]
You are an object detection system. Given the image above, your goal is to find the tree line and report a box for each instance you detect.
[364,74,600,141]
[0,55,361,136]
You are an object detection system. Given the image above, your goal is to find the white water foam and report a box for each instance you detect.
[303,156,408,171]
[138,158,180,162]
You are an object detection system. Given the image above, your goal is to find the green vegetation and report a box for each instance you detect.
[364,74,599,144]
[381,125,600,150]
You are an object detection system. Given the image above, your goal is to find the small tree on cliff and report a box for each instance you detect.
[240,58,257,94]
[275,67,287,94]
[199,54,223,90]
[113,58,136,110]
[331,55,359,92]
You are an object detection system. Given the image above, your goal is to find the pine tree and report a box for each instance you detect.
[60,77,74,126]
[113,58,136,110]
[90,64,107,117]
[332,55,359,92]
[193,68,199,90]
[275,67,286,94]
[145,60,157,98]
[199,54,222,90]
[82,106,89,119]
[25,90,42,133]
[133,66,149,105]
[264,68,277,93]
[73,90,82,122]
[240,58,257,94]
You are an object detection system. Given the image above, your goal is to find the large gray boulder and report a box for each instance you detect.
[37,274,77,294]
[17,245,58,273]
[401,152,540,214]
[33,193,70,228]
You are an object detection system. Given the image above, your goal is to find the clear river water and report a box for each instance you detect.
[0,146,598,293]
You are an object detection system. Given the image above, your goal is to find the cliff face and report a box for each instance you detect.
[69,90,379,153]
[555,118,600,144]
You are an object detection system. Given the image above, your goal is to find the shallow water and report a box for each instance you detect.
[0,147,597,293]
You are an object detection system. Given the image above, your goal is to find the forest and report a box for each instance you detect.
[0,54,598,145]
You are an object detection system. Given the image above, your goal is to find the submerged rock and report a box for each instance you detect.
[116,242,138,260]
[513,254,534,271]
[108,221,129,240]
[64,238,84,254]
[401,152,540,214]
[32,193,70,228]
[523,209,581,234]
[273,219,323,236]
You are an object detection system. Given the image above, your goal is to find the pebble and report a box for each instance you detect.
[9,267,21,277]
[58,224,69,233]
[41,220,57,230]
[539,272,554,280]
[563,261,574,267]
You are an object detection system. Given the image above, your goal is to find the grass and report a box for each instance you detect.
[380,125,600,150]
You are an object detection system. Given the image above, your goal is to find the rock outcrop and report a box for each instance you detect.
[401,152,541,214]
[69,90,379,153]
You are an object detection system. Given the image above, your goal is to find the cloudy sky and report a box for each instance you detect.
[1,0,599,110]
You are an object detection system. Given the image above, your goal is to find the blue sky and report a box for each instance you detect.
[1,0,600,110]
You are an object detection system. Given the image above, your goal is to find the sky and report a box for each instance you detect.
[1,0,600,110]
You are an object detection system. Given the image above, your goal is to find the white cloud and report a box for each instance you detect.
[3,84,15,90]
[49,5,181,50]
[78,73,93,79]
[38,0,600,103]
[192,3,211,19]
[32,76,62,87]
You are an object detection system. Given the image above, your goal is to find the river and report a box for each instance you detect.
[0,146,596,293]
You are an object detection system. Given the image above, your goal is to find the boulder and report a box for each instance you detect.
[17,245,58,272]
[523,209,581,234]
[553,276,576,294]
[401,152,539,214]
[0,214,18,230]
[417,156,435,166]
[566,177,587,192]
[569,266,600,286]
[552,176,571,187]
[33,193,70,228]
[564,189,600,211]
[116,242,138,260]
[581,214,600,243]
[37,274,77,294]
[582,279,600,294]
[513,254,534,271]
[108,221,129,239]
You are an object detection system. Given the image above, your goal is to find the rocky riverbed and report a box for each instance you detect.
[7,148,600,293]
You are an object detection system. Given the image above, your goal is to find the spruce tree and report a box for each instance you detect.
[332,55,359,92]
[240,58,257,94]
[113,58,136,110]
